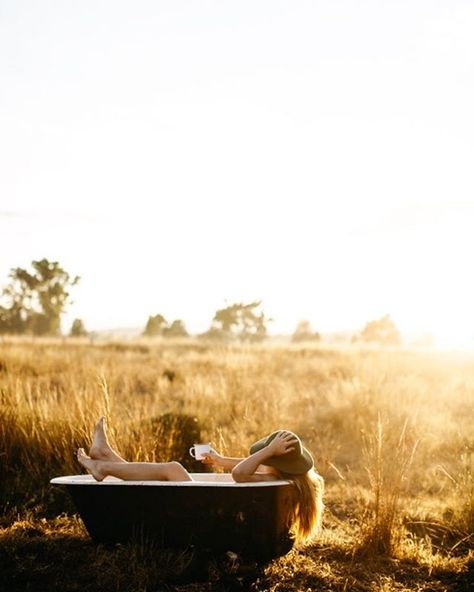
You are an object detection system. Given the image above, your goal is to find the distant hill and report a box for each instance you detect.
[91,327,142,340]
[88,327,358,344]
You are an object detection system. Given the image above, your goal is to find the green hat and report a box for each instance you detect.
[249,430,314,476]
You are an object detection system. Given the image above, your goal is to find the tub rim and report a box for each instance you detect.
[50,474,292,488]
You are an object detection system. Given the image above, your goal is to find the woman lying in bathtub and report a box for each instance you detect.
[77,417,324,541]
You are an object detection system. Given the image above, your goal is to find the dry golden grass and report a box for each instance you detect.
[0,337,472,590]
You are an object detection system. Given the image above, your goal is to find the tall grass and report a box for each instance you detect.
[438,449,474,540]
[0,337,472,563]
[358,416,419,556]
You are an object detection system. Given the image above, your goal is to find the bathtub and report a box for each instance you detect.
[50,473,294,559]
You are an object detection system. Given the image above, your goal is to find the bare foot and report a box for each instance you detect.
[77,448,106,482]
[89,416,124,462]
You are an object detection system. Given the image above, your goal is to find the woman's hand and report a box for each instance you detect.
[201,449,222,466]
[267,431,298,456]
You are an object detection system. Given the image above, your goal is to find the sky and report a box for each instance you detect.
[1,1,474,345]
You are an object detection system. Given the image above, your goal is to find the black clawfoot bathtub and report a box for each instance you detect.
[50,473,294,560]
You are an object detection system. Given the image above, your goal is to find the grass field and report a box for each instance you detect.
[0,338,472,591]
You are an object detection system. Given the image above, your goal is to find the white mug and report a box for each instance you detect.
[189,443,211,460]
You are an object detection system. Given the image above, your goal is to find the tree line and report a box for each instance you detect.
[0,258,401,345]
[144,300,271,342]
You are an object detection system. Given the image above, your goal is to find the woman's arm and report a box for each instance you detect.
[202,451,276,474]
[201,452,244,470]
[231,431,298,483]
[231,448,280,482]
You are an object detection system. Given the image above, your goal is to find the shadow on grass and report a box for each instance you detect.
[255,541,474,592]
[1,519,472,592]
[0,521,266,592]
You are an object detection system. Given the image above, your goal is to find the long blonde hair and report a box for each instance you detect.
[282,468,324,543]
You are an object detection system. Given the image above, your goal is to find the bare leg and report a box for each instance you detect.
[89,416,126,463]
[77,448,192,482]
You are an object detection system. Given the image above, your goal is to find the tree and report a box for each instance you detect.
[0,258,80,335]
[292,320,321,343]
[359,314,401,346]
[204,301,270,342]
[70,318,88,337]
[143,314,168,337]
[0,302,25,334]
[163,320,188,338]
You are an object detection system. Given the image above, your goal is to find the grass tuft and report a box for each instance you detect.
[357,415,419,557]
